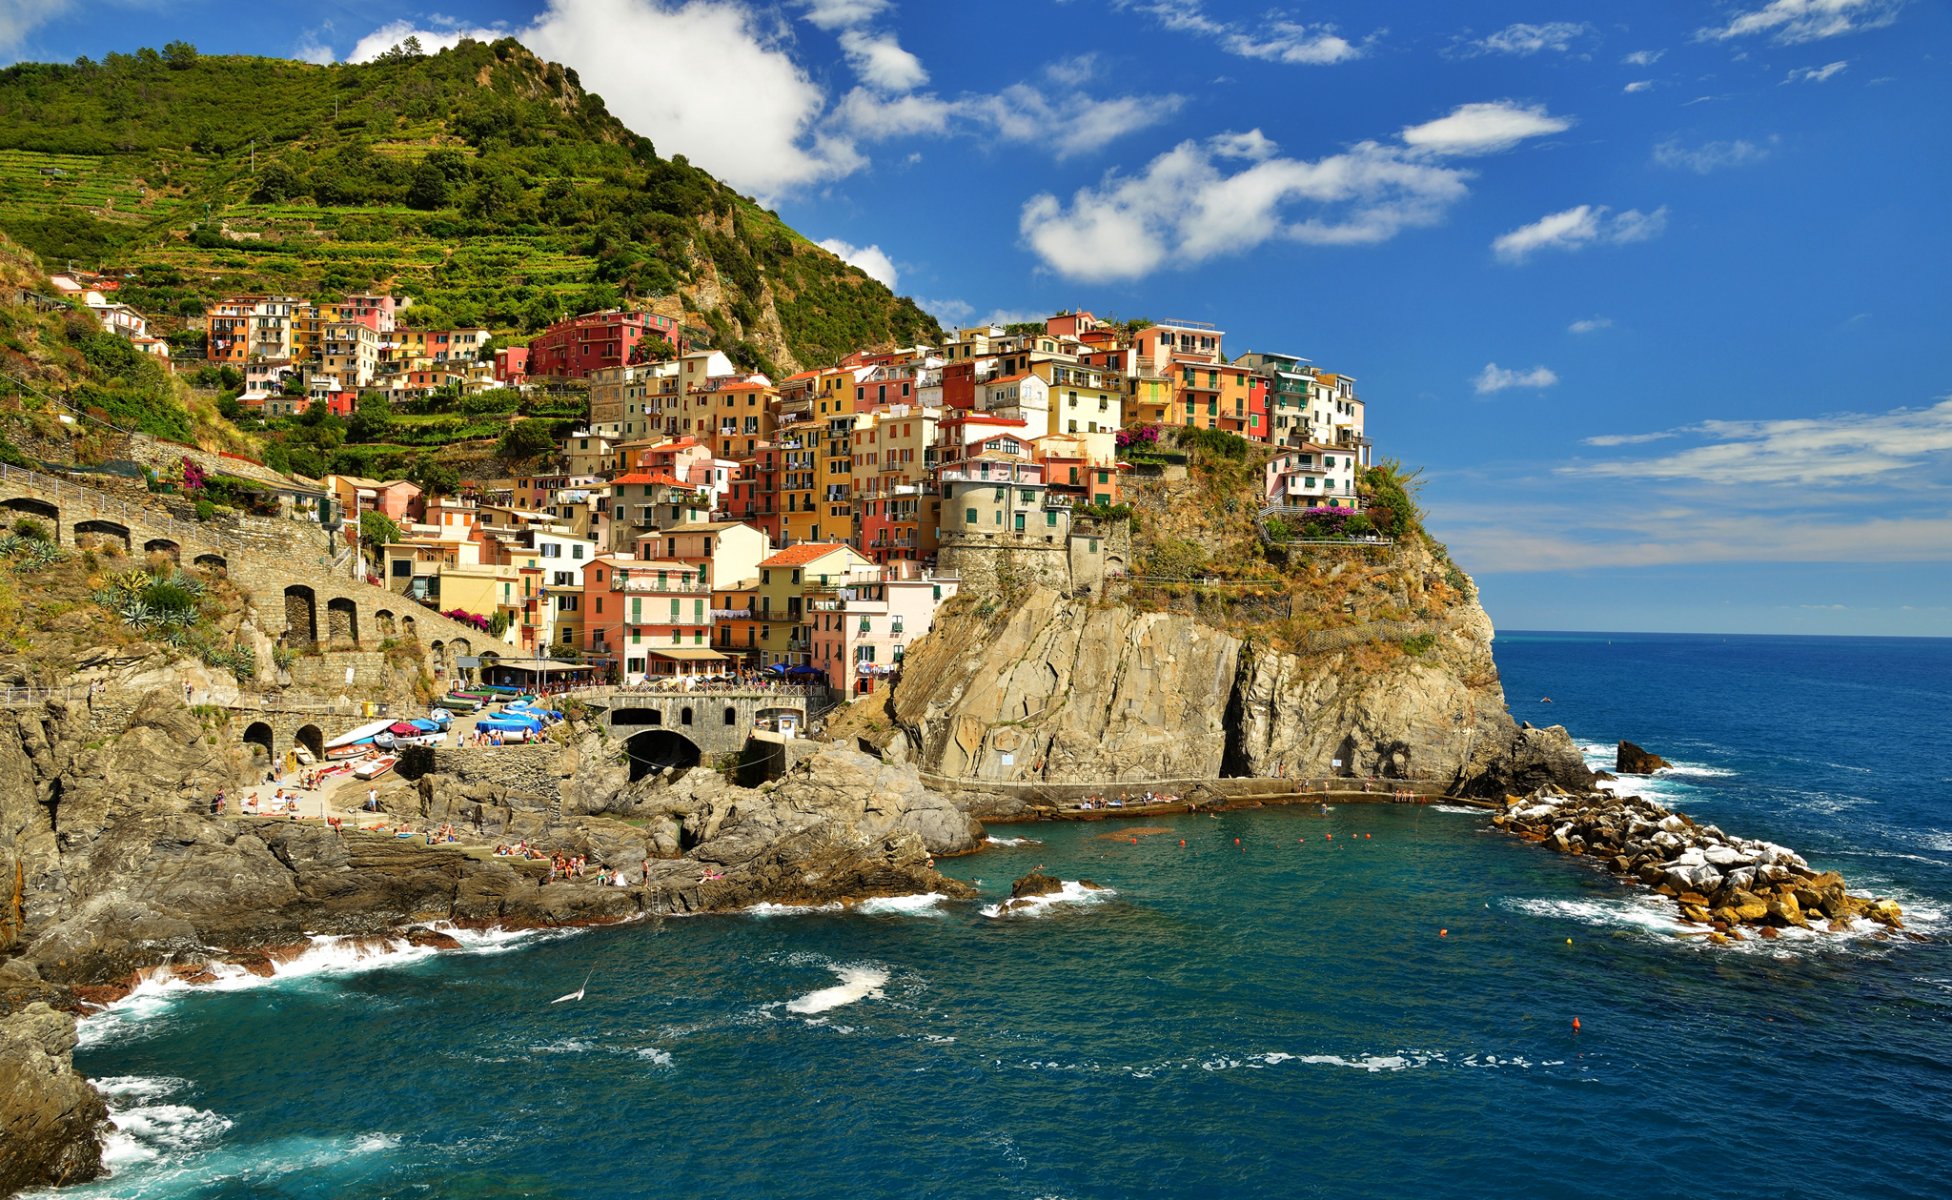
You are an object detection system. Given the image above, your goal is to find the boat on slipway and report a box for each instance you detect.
[323,719,396,761]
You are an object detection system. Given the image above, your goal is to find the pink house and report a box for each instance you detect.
[805,570,960,695]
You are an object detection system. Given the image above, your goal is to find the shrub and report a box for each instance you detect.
[194,499,217,521]
[11,518,49,543]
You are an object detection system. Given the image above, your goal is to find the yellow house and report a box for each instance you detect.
[755,542,872,666]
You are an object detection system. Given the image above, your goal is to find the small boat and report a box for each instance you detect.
[426,708,454,731]
[441,695,482,712]
[324,719,396,761]
[351,755,397,781]
[375,721,445,751]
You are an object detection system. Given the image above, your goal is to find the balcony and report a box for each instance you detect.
[611,575,708,593]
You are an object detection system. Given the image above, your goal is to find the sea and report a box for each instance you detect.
[46,633,1952,1200]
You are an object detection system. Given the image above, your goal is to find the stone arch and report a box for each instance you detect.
[193,552,228,575]
[723,706,737,726]
[326,596,359,645]
[143,538,180,563]
[283,585,318,644]
[623,729,700,780]
[375,609,397,636]
[73,519,131,553]
[1,497,59,542]
[242,720,275,766]
[294,724,325,762]
[679,705,693,726]
[401,614,418,642]
[450,637,472,659]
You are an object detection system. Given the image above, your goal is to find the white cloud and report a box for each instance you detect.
[1583,431,1673,446]
[519,0,860,201]
[1785,59,1849,82]
[1568,397,1952,486]
[1623,80,1654,93]
[293,36,337,66]
[1492,204,1669,263]
[1568,316,1614,334]
[829,87,958,139]
[1474,363,1559,394]
[0,0,72,64]
[1019,130,1472,283]
[837,28,927,92]
[917,297,974,325]
[346,18,505,62]
[1121,1,1373,66]
[798,0,889,30]
[816,238,898,289]
[1464,22,1589,57]
[1400,101,1573,157]
[1653,137,1774,173]
[1223,22,1364,65]
[1622,48,1666,65]
[1698,0,1906,44]
[973,86,1185,159]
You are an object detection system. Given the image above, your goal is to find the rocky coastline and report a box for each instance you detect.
[1494,784,1905,942]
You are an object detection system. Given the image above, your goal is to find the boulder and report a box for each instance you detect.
[1616,741,1671,774]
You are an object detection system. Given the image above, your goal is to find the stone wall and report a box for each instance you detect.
[937,518,1131,599]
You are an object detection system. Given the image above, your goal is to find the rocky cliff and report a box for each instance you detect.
[0,690,975,1195]
[888,581,1587,796]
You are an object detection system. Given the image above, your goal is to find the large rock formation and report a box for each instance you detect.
[889,585,1588,796]
[0,999,106,1194]
[1616,740,1671,774]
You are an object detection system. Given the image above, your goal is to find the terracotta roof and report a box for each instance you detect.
[758,543,851,568]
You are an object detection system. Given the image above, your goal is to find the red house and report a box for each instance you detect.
[525,310,684,380]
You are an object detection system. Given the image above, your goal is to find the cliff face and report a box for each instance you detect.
[890,581,1584,794]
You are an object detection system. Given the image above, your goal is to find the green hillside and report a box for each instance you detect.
[0,38,939,373]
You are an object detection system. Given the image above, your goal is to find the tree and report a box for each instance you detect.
[496,419,557,463]
[406,454,460,495]
[346,393,394,443]
[359,511,401,564]
[161,41,198,68]
[405,159,450,211]
[402,35,425,56]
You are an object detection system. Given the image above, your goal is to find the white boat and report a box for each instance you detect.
[324,719,396,761]
[351,755,398,781]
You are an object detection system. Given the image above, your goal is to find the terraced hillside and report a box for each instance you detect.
[0,40,939,372]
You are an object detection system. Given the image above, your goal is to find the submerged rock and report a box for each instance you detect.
[0,1002,106,1196]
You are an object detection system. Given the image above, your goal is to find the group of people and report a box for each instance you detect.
[233,789,306,817]
[1075,792,1181,811]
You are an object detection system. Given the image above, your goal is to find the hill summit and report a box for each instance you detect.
[0,38,938,372]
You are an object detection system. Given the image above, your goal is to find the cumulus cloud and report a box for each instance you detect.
[1019,130,1473,283]
[1568,317,1614,334]
[837,28,927,91]
[1474,363,1559,394]
[1624,80,1654,93]
[517,0,860,201]
[817,238,899,289]
[1462,22,1589,56]
[1567,397,1952,486]
[0,0,73,64]
[1698,0,1906,44]
[1785,59,1849,82]
[1399,101,1573,157]
[978,86,1184,159]
[1492,204,1669,263]
[1119,1,1373,66]
[292,33,337,66]
[1653,137,1774,173]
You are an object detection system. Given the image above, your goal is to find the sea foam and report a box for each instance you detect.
[979,880,1113,918]
[785,965,889,1014]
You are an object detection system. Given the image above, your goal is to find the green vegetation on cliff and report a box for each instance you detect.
[0,39,939,371]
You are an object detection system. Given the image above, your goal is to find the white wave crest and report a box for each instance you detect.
[78,925,577,1047]
[744,900,845,917]
[984,835,1040,847]
[1429,805,1487,816]
[980,880,1113,919]
[855,893,947,916]
[785,965,889,1014]
[1500,895,1694,936]
[638,1048,674,1067]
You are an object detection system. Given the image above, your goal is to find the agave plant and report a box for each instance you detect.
[112,569,150,596]
[120,599,155,629]
[0,535,22,559]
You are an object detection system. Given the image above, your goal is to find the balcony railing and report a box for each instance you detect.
[712,608,753,619]
[611,576,708,593]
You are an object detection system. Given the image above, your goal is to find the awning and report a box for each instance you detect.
[647,648,729,662]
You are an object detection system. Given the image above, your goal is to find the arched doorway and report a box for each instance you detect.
[294,724,325,762]
[143,538,180,563]
[193,553,227,575]
[1,497,59,542]
[284,585,317,644]
[242,721,274,768]
[624,729,701,780]
[401,614,417,641]
[375,609,397,636]
[73,519,131,553]
[326,597,359,645]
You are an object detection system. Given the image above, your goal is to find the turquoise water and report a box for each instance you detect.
[58,634,1952,1199]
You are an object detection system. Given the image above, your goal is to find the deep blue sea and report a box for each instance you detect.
[52,633,1952,1200]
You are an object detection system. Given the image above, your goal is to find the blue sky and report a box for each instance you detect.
[7,1,1951,636]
